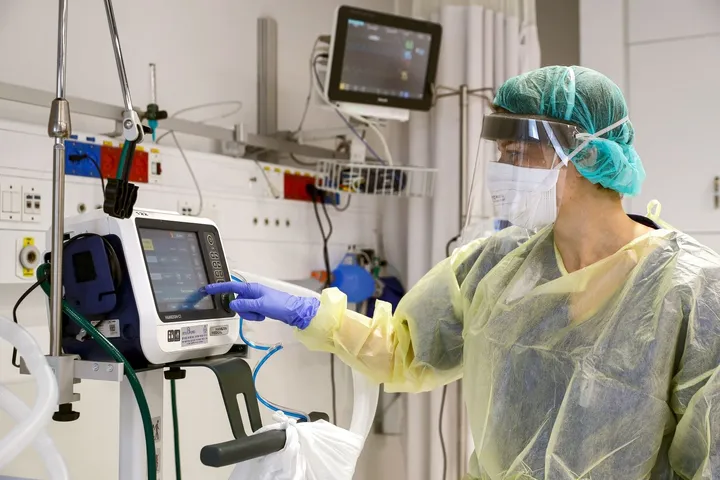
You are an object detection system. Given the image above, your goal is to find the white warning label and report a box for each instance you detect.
[181,325,208,347]
[97,320,120,339]
[152,416,161,443]
[210,325,229,336]
[155,446,162,478]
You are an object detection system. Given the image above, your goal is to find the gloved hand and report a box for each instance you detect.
[203,282,320,330]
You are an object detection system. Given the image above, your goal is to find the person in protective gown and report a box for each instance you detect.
[206,66,720,479]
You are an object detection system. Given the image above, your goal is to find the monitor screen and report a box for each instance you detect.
[339,19,432,100]
[326,6,442,112]
[139,228,214,313]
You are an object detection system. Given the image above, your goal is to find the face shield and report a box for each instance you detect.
[461,113,589,244]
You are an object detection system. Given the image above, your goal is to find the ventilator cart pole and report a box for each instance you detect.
[44,0,83,422]
[119,370,164,480]
[435,83,494,477]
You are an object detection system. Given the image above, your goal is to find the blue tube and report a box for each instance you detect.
[230,275,309,422]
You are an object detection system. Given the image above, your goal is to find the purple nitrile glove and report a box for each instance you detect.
[203,282,320,330]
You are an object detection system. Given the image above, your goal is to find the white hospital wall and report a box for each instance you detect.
[580,0,720,250]
[0,1,407,479]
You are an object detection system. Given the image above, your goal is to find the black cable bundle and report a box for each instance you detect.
[307,184,340,425]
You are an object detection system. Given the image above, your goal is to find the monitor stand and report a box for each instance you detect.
[335,102,410,123]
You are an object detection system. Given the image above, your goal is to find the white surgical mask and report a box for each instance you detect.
[486,162,560,230]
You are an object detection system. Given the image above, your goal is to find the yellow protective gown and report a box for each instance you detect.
[296,226,720,479]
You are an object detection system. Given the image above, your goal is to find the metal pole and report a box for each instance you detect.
[457,84,469,477]
[459,84,469,227]
[55,1,68,99]
[149,63,157,105]
[47,0,71,357]
[103,0,134,112]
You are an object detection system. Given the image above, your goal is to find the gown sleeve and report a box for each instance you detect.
[295,237,488,393]
[668,250,720,479]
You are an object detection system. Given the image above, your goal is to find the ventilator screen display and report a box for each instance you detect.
[339,19,432,100]
[139,228,213,312]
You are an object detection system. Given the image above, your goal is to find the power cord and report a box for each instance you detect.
[308,185,339,425]
[294,38,324,137]
[155,101,243,144]
[11,276,47,368]
[171,378,182,480]
[332,195,352,212]
[11,232,121,368]
[439,385,448,480]
[68,153,105,192]
[438,234,460,480]
[289,153,318,167]
[310,53,389,165]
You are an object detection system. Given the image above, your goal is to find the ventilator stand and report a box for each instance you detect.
[42,0,157,476]
[434,84,494,478]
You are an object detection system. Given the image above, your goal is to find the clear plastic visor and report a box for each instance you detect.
[460,114,588,244]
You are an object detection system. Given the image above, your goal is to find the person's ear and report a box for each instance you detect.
[573,147,598,177]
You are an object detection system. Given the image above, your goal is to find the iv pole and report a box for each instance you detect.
[433,84,494,478]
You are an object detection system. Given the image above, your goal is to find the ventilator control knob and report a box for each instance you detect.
[220,293,233,314]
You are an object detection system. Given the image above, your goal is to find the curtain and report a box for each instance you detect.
[403,1,540,479]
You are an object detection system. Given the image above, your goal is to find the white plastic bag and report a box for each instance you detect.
[229,412,365,480]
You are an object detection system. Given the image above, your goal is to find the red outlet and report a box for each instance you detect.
[100,145,149,183]
[284,172,316,202]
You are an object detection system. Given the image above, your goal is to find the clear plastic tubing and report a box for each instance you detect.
[0,316,61,470]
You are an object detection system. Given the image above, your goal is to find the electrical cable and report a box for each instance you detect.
[169,131,204,216]
[254,160,281,199]
[331,195,352,212]
[171,379,182,480]
[289,153,318,167]
[87,157,106,193]
[11,232,121,367]
[308,188,339,424]
[293,38,324,136]
[330,353,337,425]
[170,101,243,124]
[36,263,156,480]
[446,235,461,257]
[230,273,310,422]
[439,384,448,480]
[438,235,460,480]
[311,54,389,164]
[68,153,105,193]
[382,393,402,414]
[10,277,47,369]
[364,120,393,165]
[155,101,243,144]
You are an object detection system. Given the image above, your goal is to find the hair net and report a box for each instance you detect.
[494,65,645,196]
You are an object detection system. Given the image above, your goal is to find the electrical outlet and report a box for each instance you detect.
[177,200,196,216]
[21,185,41,222]
[16,236,41,280]
[149,149,162,184]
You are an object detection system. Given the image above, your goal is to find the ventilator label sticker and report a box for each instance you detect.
[97,320,120,339]
[152,416,162,443]
[155,446,162,478]
[181,325,208,347]
[210,325,229,336]
[22,237,35,277]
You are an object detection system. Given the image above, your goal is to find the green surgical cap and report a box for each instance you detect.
[494,66,645,196]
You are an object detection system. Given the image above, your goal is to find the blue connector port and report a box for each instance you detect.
[65,140,103,179]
